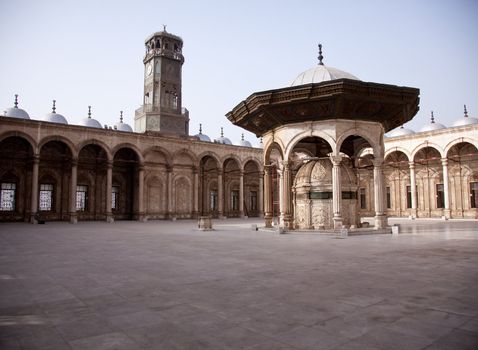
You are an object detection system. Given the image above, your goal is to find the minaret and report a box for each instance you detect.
[134,27,189,135]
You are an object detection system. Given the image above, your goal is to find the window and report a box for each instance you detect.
[210,190,218,211]
[406,186,412,209]
[309,192,332,200]
[0,182,16,211]
[231,190,239,211]
[112,186,119,210]
[360,188,366,209]
[250,191,257,212]
[76,185,88,211]
[39,184,54,211]
[386,187,391,209]
[436,184,444,209]
[470,182,478,209]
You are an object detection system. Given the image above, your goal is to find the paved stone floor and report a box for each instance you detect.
[0,218,478,350]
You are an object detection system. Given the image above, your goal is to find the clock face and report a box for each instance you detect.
[146,63,153,76]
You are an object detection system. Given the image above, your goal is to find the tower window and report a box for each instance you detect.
[39,183,54,211]
[156,39,161,48]
[0,182,16,211]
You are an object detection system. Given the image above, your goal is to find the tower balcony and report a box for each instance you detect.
[143,48,184,63]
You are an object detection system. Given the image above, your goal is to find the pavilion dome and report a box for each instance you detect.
[43,100,68,124]
[79,106,102,128]
[290,65,360,86]
[194,124,211,142]
[236,133,252,147]
[420,111,446,132]
[114,111,133,132]
[452,105,478,127]
[4,95,30,120]
[388,125,415,137]
[214,127,232,145]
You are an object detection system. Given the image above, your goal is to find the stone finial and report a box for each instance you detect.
[241,133,244,141]
[220,127,224,137]
[88,106,92,119]
[260,137,263,144]
[199,123,203,134]
[14,94,18,108]
[120,110,123,123]
[464,104,468,118]
[163,24,167,32]
[318,44,324,66]
[52,100,56,113]
[430,111,435,123]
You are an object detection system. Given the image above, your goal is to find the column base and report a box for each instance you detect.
[410,208,418,219]
[106,214,114,223]
[280,215,294,229]
[443,209,451,220]
[374,214,388,229]
[70,213,78,224]
[333,215,343,229]
[264,215,273,228]
[136,213,147,222]
[30,213,38,224]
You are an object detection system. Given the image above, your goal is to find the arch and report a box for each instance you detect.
[384,146,412,161]
[221,154,242,170]
[264,138,285,160]
[336,130,381,158]
[385,150,410,163]
[77,139,112,162]
[38,135,76,157]
[143,145,173,166]
[172,148,198,166]
[198,151,221,168]
[0,131,37,153]
[112,143,144,164]
[284,130,336,161]
[444,138,478,157]
[243,158,262,172]
[264,141,284,165]
[411,142,445,160]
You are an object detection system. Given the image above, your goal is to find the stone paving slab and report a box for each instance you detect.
[0,218,477,349]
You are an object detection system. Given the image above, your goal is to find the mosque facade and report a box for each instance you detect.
[0,31,477,225]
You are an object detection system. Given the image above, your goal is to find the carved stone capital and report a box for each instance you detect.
[408,161,415,169]
[441,158,448,167]
[372,158,384,167]
[329,154,343,166]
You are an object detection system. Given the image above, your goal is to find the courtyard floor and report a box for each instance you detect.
[0,218,478,350]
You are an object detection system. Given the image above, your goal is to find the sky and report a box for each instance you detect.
[0,0,477,146]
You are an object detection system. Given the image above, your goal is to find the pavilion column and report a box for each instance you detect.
[166,166,173,219]
[258,171,264,218]
[280,160,293,229]
[218,167,224,218]
[69,158,78,224]
[373,158,387,229]
[441,158,451,219]
[105,161,113,223]
[263,166,272,227]
[137,164,145,221]
[330,155,343,229]
[193,167,199,218]
[239,170,245,218]
[409,161,418,218]
[30,155,39,224]
[277,166,284,226]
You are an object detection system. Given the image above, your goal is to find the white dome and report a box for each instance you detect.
[452,105,478,127]
[388,126,415,137]
[194,124,211,142]
[4,95,29,119]
[114,112,132,132]
[79,106,102,128]
[290,64,360,87]
[420,112,445,132]
[214,128,232,145]
[44,112,68,124]
[236,134,252,147]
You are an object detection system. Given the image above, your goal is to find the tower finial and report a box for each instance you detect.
[163,24,167,32]
[464,104,468,117]
[220,127,224,137]
[52,100,56,113]
[120,110,123,123]
[430,111,435,123]
[14,94,18,108]
[199,123,203,134]
[318,43,324,65]
[88,106,91,119]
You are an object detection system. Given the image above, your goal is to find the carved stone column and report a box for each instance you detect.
[280,160,293,229]
[193,166,199,218]
[441,158,451,219]
[105,160,114,223]
[330,155,343,229]
[239,170,245,218]
[409,161,418,218]
[138,164,145,221]
[30,155,39,224]
[263,166,272,227]
[373,158,387,229]
[167,165,173,219]
[218,167,224,218]
[258,171,264,218]
[69,158,78,224]
[277,165,284,226]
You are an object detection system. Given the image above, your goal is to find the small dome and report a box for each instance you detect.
[452,105,478,127]
[388,125,415,137]
[43,100,68,124]
[420,111,446,132]
[214,127,232,145]
[290,65,360,86]
[4,95,30,119]
[79,106,102,128]
[194,124,211,142]
[236,133,252,147]
[114,111,133,132]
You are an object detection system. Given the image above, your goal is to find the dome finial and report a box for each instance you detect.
[88,106,92,119]
[318,44,324,66]
[430,111,435,123]
[260,136,263,144]
[120,111,123,123]
[52,100,56,113]
[163,24,167,32]
[14,94,18,108]
[241,133,244,141]
[199,123,203,134]
[400,125,404,129]
[464,104,468,118]
[221,127,224,137]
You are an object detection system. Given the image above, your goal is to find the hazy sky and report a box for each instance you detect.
[1,0,477,145]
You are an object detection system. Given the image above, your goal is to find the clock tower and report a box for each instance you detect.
[135,28,189,135]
